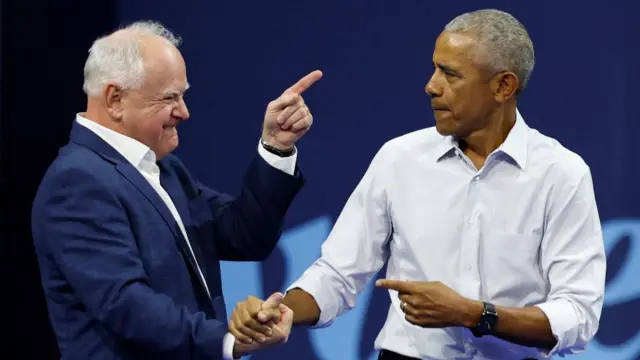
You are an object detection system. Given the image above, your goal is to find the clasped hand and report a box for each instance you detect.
[229,292,293,357]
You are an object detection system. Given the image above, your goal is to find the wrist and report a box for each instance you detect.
[261,136,294,151]
[260,138,296,157]
[462,299,484,328]
[232,342,248,359]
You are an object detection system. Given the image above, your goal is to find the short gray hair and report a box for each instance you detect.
[444,9,535,93]
[82,20,182,96]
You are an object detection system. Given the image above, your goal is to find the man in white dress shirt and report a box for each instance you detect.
[228,8,605,360]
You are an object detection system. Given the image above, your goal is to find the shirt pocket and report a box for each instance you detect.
[480,230,544,306]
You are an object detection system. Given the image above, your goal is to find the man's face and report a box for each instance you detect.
[425,31,497,137]
[117,41,190,159]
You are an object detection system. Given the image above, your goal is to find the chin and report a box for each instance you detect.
[435,122,458,136]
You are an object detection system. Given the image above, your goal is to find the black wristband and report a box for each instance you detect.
[471,302,498,337]
[260,138,296,157]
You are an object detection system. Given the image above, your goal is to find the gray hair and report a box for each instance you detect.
[444,9,535,93]
[82,20,182,96]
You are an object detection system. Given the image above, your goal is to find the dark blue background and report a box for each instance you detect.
[116,1,640,358]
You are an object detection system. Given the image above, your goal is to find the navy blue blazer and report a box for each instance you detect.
[31,122,304,359]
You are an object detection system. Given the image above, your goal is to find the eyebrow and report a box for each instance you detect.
[162,82,190,97]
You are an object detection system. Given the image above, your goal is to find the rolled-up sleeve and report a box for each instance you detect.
[287,144,394,327]
[536,168,606,357]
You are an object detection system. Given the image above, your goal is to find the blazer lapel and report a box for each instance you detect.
[118,162,212,302]
[158,166,209,279]
[116,163,179,238]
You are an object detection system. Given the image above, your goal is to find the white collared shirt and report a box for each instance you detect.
[288,109,605,359]
[76,114,296,360]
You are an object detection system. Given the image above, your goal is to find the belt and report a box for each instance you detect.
[378,349,539,360]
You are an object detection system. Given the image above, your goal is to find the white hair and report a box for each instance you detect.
[82,20,182,97]
[444,9,535,93]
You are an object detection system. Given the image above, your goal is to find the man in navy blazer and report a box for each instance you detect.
[30,20,322,359]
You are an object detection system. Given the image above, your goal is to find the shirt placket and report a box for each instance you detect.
[457,151,485,357]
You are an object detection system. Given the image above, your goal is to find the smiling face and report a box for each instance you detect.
[425,31,499,137]
[106,35,190,159]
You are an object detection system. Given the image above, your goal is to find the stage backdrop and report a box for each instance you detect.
[118,1,639,358]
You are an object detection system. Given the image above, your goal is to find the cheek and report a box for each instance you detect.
[447,84,477,112]
[148,107,173,131]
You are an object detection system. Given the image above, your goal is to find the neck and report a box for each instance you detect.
[84,98,124,134]
[459,103,517,158]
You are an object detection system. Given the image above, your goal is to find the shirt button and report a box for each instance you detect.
[474,176,480,181]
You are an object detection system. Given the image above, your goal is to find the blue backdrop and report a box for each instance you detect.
[118,1,640,358]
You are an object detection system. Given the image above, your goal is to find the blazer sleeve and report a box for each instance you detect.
[31,167,227,360]
[202,155,304,261]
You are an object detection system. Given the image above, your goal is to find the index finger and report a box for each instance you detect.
[284,70,323,95]
[375,279,414,293]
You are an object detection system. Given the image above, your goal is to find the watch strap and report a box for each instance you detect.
[260,138,295,157]
[471,302,498,337]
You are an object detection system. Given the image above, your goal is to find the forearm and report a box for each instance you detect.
[464,300,556,350]
[282,288,321,326]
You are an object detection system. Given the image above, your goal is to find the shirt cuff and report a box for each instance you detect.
[257,142,297,176]
[222,332,238,360]
[535,299,580,356]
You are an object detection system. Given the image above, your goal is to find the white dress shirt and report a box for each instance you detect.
[76,114,296,360]
[288,109,606,359]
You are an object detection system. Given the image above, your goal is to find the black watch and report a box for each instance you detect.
[471,302,498,337]
[260,138,296,157]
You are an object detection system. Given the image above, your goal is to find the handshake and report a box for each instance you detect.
[229,292,294,358]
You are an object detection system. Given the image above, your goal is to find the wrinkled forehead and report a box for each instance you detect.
[140,39,188,93]
[433,31,490,74]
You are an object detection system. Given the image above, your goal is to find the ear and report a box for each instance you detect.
[104,84,125,120]
[490,72,519,103]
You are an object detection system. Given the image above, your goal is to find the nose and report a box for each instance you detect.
[175,97,190,121]
[425,72,441,98]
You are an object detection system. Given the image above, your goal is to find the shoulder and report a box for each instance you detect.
[373,127,445,165]
[383,127,442,151]
[33,144,122,206]
[526,128,591,186]
[42,143,116,184]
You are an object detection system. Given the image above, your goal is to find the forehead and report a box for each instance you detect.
[433,31,481,70]
[141,42,188,93]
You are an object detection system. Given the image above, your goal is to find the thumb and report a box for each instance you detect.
[258,292,284,322]
[263,292,284,309]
